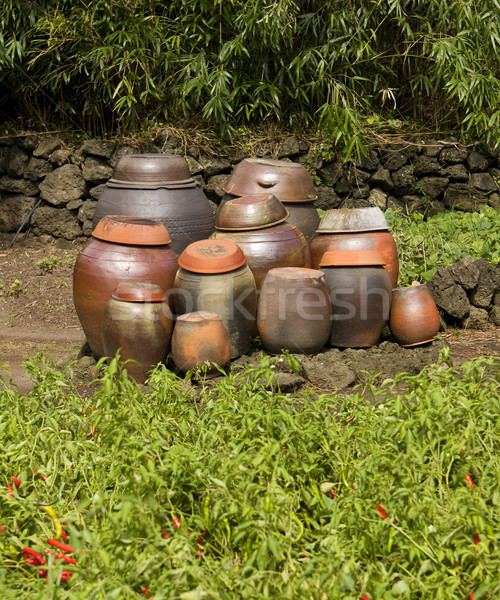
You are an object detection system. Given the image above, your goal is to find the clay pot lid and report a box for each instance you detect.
[215,194,289,230]
[110,153,192,184]
[267,267,326,281]
[178,239,247,273]
[176,310,221,323]
[212,222,305,242]
[319,249,386,267]
[222,158,317,203]
[111,282,166,302]
[317,207,389,233]
[92,215,171,246]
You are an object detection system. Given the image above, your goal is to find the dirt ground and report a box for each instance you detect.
[0,231,498,394]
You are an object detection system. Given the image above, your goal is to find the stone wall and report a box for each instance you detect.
[0,131,499,241]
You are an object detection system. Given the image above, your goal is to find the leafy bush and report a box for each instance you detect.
[1,351,499,598]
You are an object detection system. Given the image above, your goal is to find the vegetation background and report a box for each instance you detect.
[1,0,500,156]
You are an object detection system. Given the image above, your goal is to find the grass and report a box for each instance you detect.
[1,350,499,599]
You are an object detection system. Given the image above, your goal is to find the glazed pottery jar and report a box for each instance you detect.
[257,267,331,354]
[320,249,392,348]
[172,239,257,358]
[310,207,399,287]
[171,311,231,376]
[221,158,320,242]
[211,195,311,289]
[92,153,215,254]
[102,282,173,382]
[389,284,440,346]
[73,215,178,357]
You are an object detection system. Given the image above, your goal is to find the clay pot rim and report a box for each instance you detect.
[266,267,326,280]
[92,215,172,246]
[212,222,305,241]
[317,207,389,233]
[215,193,290,230]
[111,282,167,302]
[111,153,192,183]
[107,178,196,189]
[319,249,386,267]
[178,239,247,274]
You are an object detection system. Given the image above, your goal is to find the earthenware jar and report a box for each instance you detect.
[73,215,178,358]
[320,249,392,348]
[171,311,231,376]
[257,267,331,354]
[172,239,257,358]
[102,282,173,382]
[221,158,320,242]
[211,194,311,289]
[389,284,440,346]
[310,207,399,287]
[93,153,215,254]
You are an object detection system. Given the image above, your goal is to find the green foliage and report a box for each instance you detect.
[387,206,500,286]
[0,352,499,598]
[0,0,499,153]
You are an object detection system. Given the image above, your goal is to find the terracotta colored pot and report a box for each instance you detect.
[257,268,331,354]
[171,311,231,375]
[211,223,311,290]
[93,153,214,255]
[310,231,399,287]
[102,282,173,382]
[320,250,392,348]
[73,216,178,357]
[215,194,288,230]
[389,284,440,346]
[173,240,257,358]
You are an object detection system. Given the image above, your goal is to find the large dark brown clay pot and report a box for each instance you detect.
[73,216,178,358]
[389,284,440,346]
[102,282,173,382]
[92,153,215,255]
[257,267,331,354]
[310,208,399,287]
[320,249,392,348]
[172,240,257,358]
[171,311,231,376]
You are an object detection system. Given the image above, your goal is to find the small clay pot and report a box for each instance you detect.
[257,268,331,354]
[102,282,173,382]
[214,194,289,230]
[389,284,440,346]
[320,249,392,348]
[171,311,231,375]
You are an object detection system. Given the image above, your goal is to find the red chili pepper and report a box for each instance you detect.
[466,473,474,489]
[173,518,180,529]
[377,504,388,520]
[12,475,21,487]
[161,529,170,540]
[60,570,74,580]
[7,484,13,497]
[47,550,78,565]
[469,594,474,600]
[48,538,74,553]
[23,547,46,565]
[474,533,480,545]
[0,525,5,532]
[362,595,371,600]
[24,557,40,565]
[142,588,151,597]
[330,489,336,498]
[38,569,48,578]
[34,470,47,481]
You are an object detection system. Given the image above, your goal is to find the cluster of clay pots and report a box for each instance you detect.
[72,153,440,382]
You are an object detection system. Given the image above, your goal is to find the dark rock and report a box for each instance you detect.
[467,151,489,172]
[0,195,36,232]
[439,164,469,181]
[335,177,351,195]
[470,172,498,192]
[426,200,446,217]
[199,156,231,177]
[419,177,449,199]
[89,183,106,200]
[39,164,87,206]
[226,148,248,164]
[49,149,71,166]
[392,165,416,195]
[314,185,342,210]
[355,150,380,171]
[422,141,442,157]
[16,135,38,150]
[66,199,83,211]
[0,176,39,196]
[403,195,428,215]
[352,184,371,199]
[277,137,301,157]
[319,162,343,185]
[138,141,158,154]
[439,146,468,164]
[342,197,373,208]
[493,290,500,305]
[461,306,489,330]
[468,258,500,309]
[370,168,393,192]
[0,147,9,173]
[204,174,229,200]
[24,157,53,181]
[367,188,387,209]
[482,143,499,160]
[297,151,323,171]
[31,205,83,240]
[186,156,203,175]
[80,139,116,158]
[82,156,113,183]
[427,267,470,320]
[7,146,29,178]
[488,193,500,210]
[382,150,408,170]
[444,183,487,212]
[413,156,441,175]
[352,168,372,186]
[449,256,480,291]
[489,305,500,326]
[78,199,97,223]
[110,145,137,167]
[153,128,180,150]
[297,139,310,153]
[33,137,62,158]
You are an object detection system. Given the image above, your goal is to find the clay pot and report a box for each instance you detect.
[173,240,257,358]
[73,216,178,357]
[92,153,214,255]
[257,268,331,354]
[389,284,440,346]
[320,249,392,348]
[310,208,399,287]
[214,193,288,230]
[102,282,173,382]
[211,222,311,290]
[171,311,231,375]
